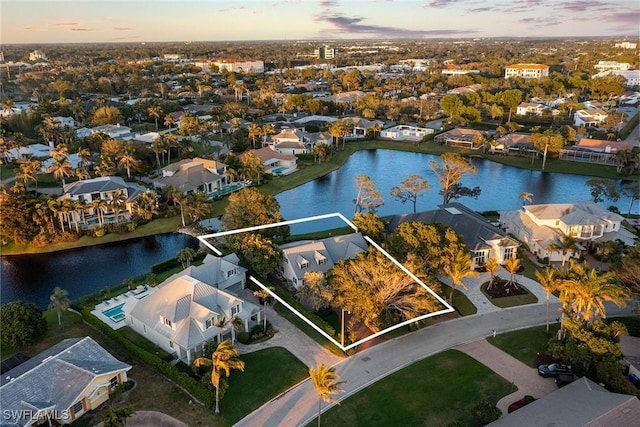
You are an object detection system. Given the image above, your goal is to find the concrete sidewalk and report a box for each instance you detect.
[456,339,557,414]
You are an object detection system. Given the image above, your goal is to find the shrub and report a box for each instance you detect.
[126,222,137,232]
[237,332,250,344]
[472,400,501,425]
[0,301,48,348]
[94,227,107,237]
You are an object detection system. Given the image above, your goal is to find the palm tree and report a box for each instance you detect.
[163,114,176,130]
[309,364,346,427]
[134,190,159,221]
[548,233,580,268]
[557,261,629,323]
[253,288,271,333]
[17,158,40,190]
[103,405,134,427]
[117,144,138,178]
[75,167,91,181]
[520,191,533,205]
[177,247,197,269]
[503,256,522,288]
[49,286,70,326]
[193,340,245,415]
[485,257,500,289]
[151,138,166,170]
[48,158,73,185]
[247,122,262,149]
[442,249,479,303]
[147,106,162,130]
[108,188,127,225]
[77,148,92,169]
[185,192,211,224]
[535,267,559,335]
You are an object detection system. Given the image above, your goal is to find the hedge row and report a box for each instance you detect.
[150,251,207,274]
[82,308,214,407]
[269,284,336,338]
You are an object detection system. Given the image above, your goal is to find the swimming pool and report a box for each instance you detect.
[102,303,126,322]
[271,166,286,174]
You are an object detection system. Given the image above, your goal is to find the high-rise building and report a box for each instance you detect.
[314,45,336,60]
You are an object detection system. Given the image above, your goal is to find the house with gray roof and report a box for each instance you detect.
[60,176,148,229]
[279,233,368,289]
[0,337,131,426]
[125,254,260,363]
[488,377,640,427]
[387,203,520,268]
[499,201,637,262]
[152,157,231,196]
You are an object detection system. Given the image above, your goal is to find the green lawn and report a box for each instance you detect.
[223,347,309,424]
[481,282,538,308]
[314,349,513,427]
[487,325,559,367]
[453,288,478,316]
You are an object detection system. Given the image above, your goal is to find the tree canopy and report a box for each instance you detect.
[1,301,48,347]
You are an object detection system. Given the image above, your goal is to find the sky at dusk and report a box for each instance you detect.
[2,0,639,44]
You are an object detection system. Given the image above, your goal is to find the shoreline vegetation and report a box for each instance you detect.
[0,138,630,256]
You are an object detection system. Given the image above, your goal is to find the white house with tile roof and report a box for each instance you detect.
[0,337,131,426]
[573,108,608,127]
[152,157,231,195]
[499,202,636,262]
[279,233,368,289]
[125,254,260,363]
[270,128,308,155]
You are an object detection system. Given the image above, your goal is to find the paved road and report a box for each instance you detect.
[234,302,634,427]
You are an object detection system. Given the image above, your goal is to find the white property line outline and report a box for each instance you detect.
[197,213,455,352]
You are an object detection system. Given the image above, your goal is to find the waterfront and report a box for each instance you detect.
[1,150,637,307]
[276,150,638,233]
[1,233,199,308]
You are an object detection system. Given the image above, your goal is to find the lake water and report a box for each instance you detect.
[1,149,637,307]
[1,233,199,308]
[275,150,638,233]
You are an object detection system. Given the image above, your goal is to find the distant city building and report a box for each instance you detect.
[163,53,184,61]
[0,51,4,63]
[314,45,336,60]
[614,41,637,49]
[442,69,480,75]
[594,61,631,72]
[592,70,640,87]
[213,59,264,73]
[504,63,549,79]
[29,50,47,61]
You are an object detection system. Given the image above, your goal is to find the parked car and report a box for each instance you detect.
[538,363,573,378]
[556,374,575,388]
[630,373,640,389]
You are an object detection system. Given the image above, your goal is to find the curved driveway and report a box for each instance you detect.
[234,300,634,427]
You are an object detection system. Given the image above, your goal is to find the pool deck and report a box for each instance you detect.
[91,285,154,330]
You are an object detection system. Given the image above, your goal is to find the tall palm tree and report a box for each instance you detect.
[442,249,479,303]
[147,106,162,130]
[557,260,629,323]
[309,364,346,427]
[548,233,580,268]
[177,247,197,269]
[485,257,500,289]
[134,190,159,221]
[535,267,559,335]
[193,340,245,415]
[247,122,262,149]
[118,144,138,178]
[48,158,73,185]
[163,114,175,129]
[49,286,70,326]
[253,288,271,333]
[503,256,522,288]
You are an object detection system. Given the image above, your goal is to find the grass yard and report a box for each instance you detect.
[314,349,513,427]
[487,324,559,367]
[452,288,478,316]
[223,347,309,424]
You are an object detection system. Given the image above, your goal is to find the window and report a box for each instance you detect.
[72,401,83,414]
[318,258,326,265]
[504,247,515,260]
[164,317,172,328]
[227,268,236,278]
[169,341,174,348]
[205,319,212,329]
[110,375,119,388]
[231,304,241,316]
[300,262,309,269]
[472,250,486,265]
